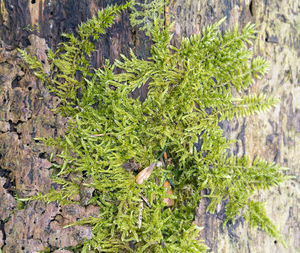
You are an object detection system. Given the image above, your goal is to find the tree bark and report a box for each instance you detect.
[167,1,300,252]
[0,0,299,252]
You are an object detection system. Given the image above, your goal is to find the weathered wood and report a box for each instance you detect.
[167,0,299,252]
[0,0,152,251]
[0,0,299,252]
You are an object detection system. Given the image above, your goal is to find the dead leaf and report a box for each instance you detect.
[163,180,174,206]
[135,162,156,185]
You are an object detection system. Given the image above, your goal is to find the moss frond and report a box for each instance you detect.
[20,0,288,251]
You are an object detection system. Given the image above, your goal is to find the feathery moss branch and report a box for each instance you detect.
[19,0,289,251]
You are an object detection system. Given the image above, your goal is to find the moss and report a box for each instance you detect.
[19,0,289,251]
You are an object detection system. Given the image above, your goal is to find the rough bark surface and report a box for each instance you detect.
[0,0,299,252]
[168,0,300,252]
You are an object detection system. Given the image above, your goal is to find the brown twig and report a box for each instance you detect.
[138,201,143,229]
[140,193,152,208]
[90,133,111,137]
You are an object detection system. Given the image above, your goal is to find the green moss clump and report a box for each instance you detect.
[19,0,288,251]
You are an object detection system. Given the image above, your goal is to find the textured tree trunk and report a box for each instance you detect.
[0,0,299,252]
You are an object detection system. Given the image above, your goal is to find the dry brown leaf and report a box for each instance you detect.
[162,180,174,206]
[163,151,168,160]
[135,161,156,185]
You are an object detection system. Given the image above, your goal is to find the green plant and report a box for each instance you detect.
[19,0,289,251]
[24,24,40,33]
